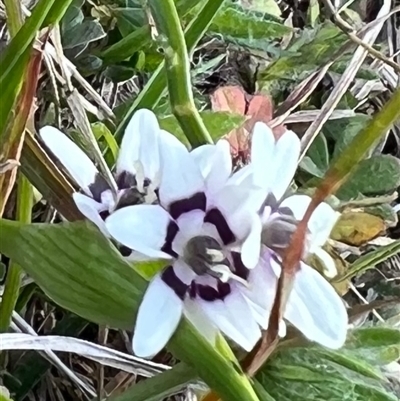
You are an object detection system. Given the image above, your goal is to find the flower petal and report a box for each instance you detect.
[183,298,218,344]
[198,290,261,351]
[133,274,183,358]
[251,122,275,190]
[211,184,265,242]
[191,140,232,194]
[280,195,340,248]
[73,193,109,237]
[40,126,98,195]
[241,214,262,269]
[105,204,173,259]
[270,130,300,200]
[284,262,348,349]
[314,247,338,278]
[241,247,277,314]
[117,109,160,181]
[158,130,204,207]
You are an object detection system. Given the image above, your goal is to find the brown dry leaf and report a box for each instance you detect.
[0,40,45,216]
[331,212,386,246]
[211,86,285,165]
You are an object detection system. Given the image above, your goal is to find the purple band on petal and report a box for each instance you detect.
[116,171,137,190]
[118,245,132,257]
[231,252,249,280]
[88,174,110,202]
[99,210,110,221]
[192,282,231,301]
[161,221,179,257]
[204,208,236,245]
[115,188,144,210]
[169,192,206,220]
[161,266,188,300]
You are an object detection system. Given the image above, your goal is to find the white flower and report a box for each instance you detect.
[39,109,160,245]
[246,122,348,349]
[105,131,268,358]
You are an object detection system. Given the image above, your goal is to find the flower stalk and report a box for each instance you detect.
[146,0,212,147]
[113,0,225,145]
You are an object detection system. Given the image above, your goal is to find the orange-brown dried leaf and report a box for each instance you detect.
[0,43,44,216]
[331,212,385,246]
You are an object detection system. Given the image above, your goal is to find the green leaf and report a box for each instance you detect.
[0,220,146,328]
[346,327,400,365]
[91,122,119,163]
[62,19,106,50]
[336,155,400,200]
[159,111,246,146]
[300,133,329,177]
[258,22,347,84]
[113,0,227,144]
[256,328,400,401]
[101,0,200,63]
[0,0,56,87]
[323,115,371,161]
[0,219,260,401]
[210,6,291,39]
[334,240,400,282]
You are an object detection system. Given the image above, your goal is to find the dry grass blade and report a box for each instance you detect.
[21,131,81,221]
[0,332,170,377]
[11,313,96,398]
[299,0,392,160]
[20,4,116,121]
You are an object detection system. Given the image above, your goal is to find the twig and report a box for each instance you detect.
[349,283,385,323]
[322,0,400,74]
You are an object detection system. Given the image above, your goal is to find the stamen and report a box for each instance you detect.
[206,249,225,263]
[133,160,145,193]
[209,265,249,287]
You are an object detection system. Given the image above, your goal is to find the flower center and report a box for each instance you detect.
[183,235,248,286]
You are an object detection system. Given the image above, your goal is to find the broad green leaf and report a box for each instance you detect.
[0,219,260,401]
[346,327,400,365]
[300,133,329,177]
[336,155,400,200]
[241,0,281,17]
[210,6,291,39]
[256,328,400,401]
[62,19,106,50]
[307,133,329,171]
[323,115,371,161]
[159,111,246,146]
[258,22,347,84]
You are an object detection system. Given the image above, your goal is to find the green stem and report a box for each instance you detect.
[0,174,32,332]
[107,363,198,401]
[3,0,24,37]
[147,0,212,147]
[114,0,225,145]
[169,320,260,401]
